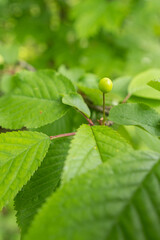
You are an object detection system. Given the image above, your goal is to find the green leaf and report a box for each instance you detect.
[135,127,160,153]
[0,44,19,64]
[62,92,90,117]
[58,65,85,85]
[128,69,160,99]
[78,86,103,105]
[128,96,160,111]
[148,79,160,92]
[0,70,76,129]
[15,137,71,236]
[109,103,160,136]
[62,124,132,184]
[112,76,132,99]
[0,74,15,93]
[31,109,76,136]
[79,85,121,106]
[0,131,50,210]
[24,150,160,240]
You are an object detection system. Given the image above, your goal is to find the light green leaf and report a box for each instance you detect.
[79,85,121,105]
[62,124,132,184]
[112,76,131,99]
[128,69,160,99]
[32,108,86,136]
[62,92,90,117]
[135,126,160,153]
[78,86,103,105]
[109,103,160,136]
[15,137,72,236]
[0,74,15,93]
[31,109,75,136]
[128,96,160,111]
[148,79,160,92]
[25,150,160,240]
[0,70,76,129]
[58,65,85,84]
[0,131,50,210]
[0,44,19,64]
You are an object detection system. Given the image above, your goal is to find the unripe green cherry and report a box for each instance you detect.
[99,77,113,94]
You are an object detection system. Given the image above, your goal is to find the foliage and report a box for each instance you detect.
[0,67,160,239]
[1,1,160,239]
[1,0,160,76]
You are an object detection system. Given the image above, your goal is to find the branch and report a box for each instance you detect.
[17,60,36,72]
[50,132,76,140]
[122,94,131,104]
[79,111,94,126]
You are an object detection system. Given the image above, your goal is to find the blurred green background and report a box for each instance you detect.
[0,0,160,77]
[0,203,19,240]
[1,0,160,239]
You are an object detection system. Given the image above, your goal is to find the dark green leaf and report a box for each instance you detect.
[15,137,71,236]
[25,150,160,240]
[148,79,160,92]
[0,70,76,129]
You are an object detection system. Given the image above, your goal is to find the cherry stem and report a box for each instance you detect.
[79,111,94,126]
[50,132,76,140]
[103,93,106,125]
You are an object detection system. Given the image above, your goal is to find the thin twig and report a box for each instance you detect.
[17,60,36,72]
[122,94,131,103]
[79,111,94,126]
[50,132,76,140]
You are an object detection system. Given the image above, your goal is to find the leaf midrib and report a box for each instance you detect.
[91,127,104,163]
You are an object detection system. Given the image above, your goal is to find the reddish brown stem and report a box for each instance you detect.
[122,94,131,103]
[50,132,76,140]
[80,112,94,126]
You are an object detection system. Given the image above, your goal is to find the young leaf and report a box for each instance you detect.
[24,150,160,240]
[148,79,160,92]
[0,70,76,129]
[62,124,132,184]
[109,103,160,136]
[62,92,90,117]
[128,69,160,99]
[15,137,72,236]
[0,131,50,211]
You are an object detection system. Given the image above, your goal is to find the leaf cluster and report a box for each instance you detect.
[0,68,160,239]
